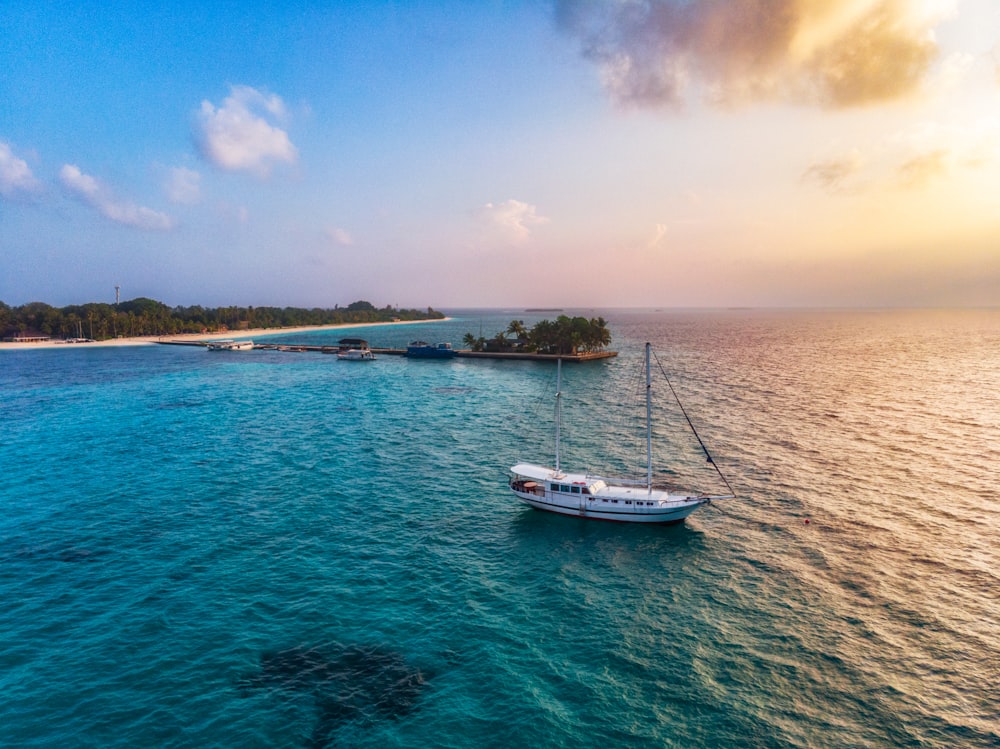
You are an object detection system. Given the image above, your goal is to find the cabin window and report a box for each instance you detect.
[582,487,590,495]
[550,483,559,492]
[562,484,572,493]
[571,486,580,494]
[612,499,618,504]
[625,500,632,505]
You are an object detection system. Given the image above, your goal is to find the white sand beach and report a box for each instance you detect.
[0,318,448,351]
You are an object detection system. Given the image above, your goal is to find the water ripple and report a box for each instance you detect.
[1,311,998,747]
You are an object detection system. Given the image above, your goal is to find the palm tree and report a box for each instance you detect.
[462,332,485,351]
[586,316,611,351]
[486,331,508,352]
[506,319,527,339]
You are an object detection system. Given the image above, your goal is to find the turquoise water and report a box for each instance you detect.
[2,309,998,748]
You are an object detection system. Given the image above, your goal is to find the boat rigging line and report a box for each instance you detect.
[650,347,736,497]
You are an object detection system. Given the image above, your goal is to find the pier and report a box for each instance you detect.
[155,339,616,362]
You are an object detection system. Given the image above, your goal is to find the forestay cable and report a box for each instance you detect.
[651,349,736,497]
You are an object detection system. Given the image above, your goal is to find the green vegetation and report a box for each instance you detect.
[0,298,444,340]
[464,316,611,355]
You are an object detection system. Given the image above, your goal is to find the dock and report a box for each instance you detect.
[448,350,616,362]
[155,339,616,362]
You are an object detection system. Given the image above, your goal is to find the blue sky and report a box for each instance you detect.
[2,0,998,308]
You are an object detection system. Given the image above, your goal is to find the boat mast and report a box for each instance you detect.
[645,342,652,493]
[555,357,562,473]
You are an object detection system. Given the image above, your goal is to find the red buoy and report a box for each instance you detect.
[804,518,810,524]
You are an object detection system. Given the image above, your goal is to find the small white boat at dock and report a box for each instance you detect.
[335,337,376,361]
[336,348,376,361]
[206,339,254,351]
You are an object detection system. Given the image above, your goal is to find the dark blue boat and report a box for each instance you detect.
[406,341,457,358]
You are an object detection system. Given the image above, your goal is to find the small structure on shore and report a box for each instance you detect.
[2,331,51,343]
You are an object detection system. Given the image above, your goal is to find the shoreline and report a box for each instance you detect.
[0,318,448,352]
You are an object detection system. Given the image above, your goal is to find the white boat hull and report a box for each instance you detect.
[509,464,713,524]
[336,349,376,361]
[511,488,707,523]
[206,339,254,351]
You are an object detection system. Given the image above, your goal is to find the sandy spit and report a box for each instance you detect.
[0,318,448,351]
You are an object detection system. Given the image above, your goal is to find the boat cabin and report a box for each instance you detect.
[338,337,370,351]
[510,465,610,498]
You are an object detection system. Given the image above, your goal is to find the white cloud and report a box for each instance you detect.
[476,199,549,241]
[927,52,974,95]
[60,164,174,231]
[0,142,41,197]
[59,164,103,200]
[648,223,668,248]
[195,85,298,175]
[326,227,354,246]
[165,166,201,204]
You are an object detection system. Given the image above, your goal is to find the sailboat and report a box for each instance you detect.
[509,343,735,524]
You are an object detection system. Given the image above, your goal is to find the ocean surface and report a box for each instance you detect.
[1,309,997,748]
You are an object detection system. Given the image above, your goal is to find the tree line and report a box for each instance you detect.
[1,298,444,340]
[463,316,611,355]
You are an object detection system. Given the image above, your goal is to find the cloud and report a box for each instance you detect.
[927,52,974,95]
[648,223,668,248]
[476,199,549,241]
[802,148,866,192]
[804,117,998,194]
[556,0,955,109]
[165,166,201,204]
[895,149,949,187]
[60,164,174,231]
[0,142,41,197]
[195,85,298,175]
[326,227,354,246]
[890,118,999,180]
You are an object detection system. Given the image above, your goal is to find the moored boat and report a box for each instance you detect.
[336,337,376,361]
[206,339,254,351]
[336,348,376,361]
[406,341,456,358]
[509,343,736,524]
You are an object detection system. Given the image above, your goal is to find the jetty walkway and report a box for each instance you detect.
[155,339,616,362]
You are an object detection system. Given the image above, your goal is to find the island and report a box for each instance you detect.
[1,298,444,343]
[463,316,611,356]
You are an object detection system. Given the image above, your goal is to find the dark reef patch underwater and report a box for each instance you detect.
[238,643,428,747]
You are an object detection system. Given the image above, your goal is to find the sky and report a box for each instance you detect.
[1,0,998,309]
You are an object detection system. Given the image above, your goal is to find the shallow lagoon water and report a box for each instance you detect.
[1,309,997,747]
